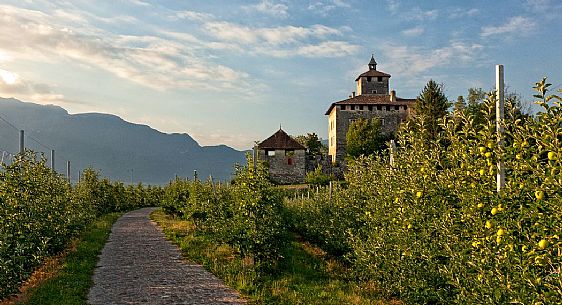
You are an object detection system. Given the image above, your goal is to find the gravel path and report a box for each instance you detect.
[87,207,245,305]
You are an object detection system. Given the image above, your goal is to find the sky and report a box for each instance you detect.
[0,0,560,150]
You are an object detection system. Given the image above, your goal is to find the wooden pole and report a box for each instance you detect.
[253,144,257,172]
[67,161,71,183]
[50,150,55,170]
[19,130,24,154]
[496,65,505,192]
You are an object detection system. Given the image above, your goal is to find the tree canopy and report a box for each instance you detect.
[294,133,325,157]
[346,118,388,158]
[412,80,450,138]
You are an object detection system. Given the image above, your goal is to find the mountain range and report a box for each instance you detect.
[0,97,246,184]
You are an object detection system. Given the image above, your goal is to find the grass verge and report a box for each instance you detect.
[4,213,121,305]
[151,209,401,305]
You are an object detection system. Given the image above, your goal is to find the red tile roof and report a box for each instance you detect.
[355,70,391,81]
[325,94,415,115]
[258,128,306,150]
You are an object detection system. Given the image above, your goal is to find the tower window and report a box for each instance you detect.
[377,76,383,82]
[359,105,364,110]
[368,105,373,111]
[377,105,382,111]
[367,76,372,82]
[395,105,399,110]
[267,150,275,156]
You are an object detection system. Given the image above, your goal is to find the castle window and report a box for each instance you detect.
[384,106,389,111]
[395,105,399,110]
[377,105,382,111]
[267,150,275,156]
[359,105,364,110]
[377,76,383,82]
[288,158,293,165]
[367,76,372,82]
[368,105,373,111]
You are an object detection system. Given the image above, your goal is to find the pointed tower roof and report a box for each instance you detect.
[368,54,377,69]
[356,54,390,80]
[258,128,306,150]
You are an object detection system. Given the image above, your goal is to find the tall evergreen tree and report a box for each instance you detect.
[413,80,450,138]
[453,95,466,113]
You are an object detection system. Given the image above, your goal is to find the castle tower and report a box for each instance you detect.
[356,54,391,95]
[326,55,415,165]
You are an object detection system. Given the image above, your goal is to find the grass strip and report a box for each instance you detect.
[11,213,121,305]
[151,210,401,305]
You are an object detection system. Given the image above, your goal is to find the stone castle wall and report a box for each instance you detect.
[258,149,306,184]
[357,77,389,95]
[329,104,410,164]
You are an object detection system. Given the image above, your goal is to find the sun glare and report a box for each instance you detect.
[0,69,19,85]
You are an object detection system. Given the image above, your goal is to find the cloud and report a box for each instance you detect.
[402,26,424,36]
[173,10,215,22]
[204,22,343,45]
[448,8,479,19]
[382,41,484,76]
[480,16,537,37]
[526,0,551,12]
[199,21,357,57]
[386,0,400,14]
[405,8,439,21]
[0,68,71,105]
[0,5,252,92]
[243,0,289,18]
[127,0,151,6]
[308,0,350,16]
[386,3,438,21]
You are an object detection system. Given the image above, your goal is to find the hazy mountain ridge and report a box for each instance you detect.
[0,97,245,184]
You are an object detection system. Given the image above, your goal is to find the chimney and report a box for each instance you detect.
[352,91,356,98]
[390,90,396,102]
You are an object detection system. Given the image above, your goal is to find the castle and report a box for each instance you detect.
[326,55,415,164]
[259,55,415,184]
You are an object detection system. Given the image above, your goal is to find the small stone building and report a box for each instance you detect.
[258,128,306,184]
[326,55,416,164]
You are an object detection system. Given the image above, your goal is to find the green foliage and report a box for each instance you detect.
[22,213,121,305]
[346,118,387,158]
[453,95,466,114]
[285,79,562,304]
[465,87,487,127]
[153,210,392,304]
[294,132,326,157]
[305,165,332,186]
[162,159,288,265]
[412,79,450,138]
[0,154,162,300]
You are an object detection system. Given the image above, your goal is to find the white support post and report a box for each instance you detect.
[389,139,397,167]
[496,65,505,192]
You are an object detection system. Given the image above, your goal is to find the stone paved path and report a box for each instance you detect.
[88,208,245,305]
